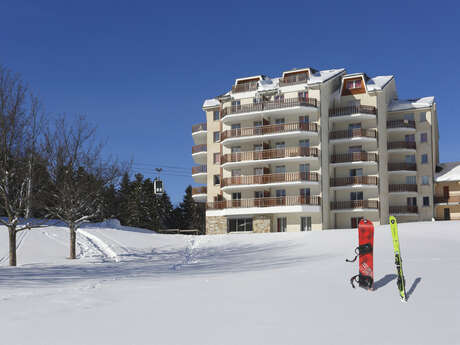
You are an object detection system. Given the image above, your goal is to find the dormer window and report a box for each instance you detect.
[280,71,309,86]
[346,79,362,89]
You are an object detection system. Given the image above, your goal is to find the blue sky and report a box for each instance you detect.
[1,0,459,203]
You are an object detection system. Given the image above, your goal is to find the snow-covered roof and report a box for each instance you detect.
[436,162,460,182]
[366,76,393,92]
[308,69,345,85]
[258,77,279,92]
[202,98,220,108]
[388,96,435,112]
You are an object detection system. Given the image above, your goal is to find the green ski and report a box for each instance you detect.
[389,216,407,301]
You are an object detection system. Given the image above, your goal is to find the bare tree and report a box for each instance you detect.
[0,65,46,266]
[44,115,122,259]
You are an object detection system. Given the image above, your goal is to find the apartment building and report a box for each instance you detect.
[191,67,439,234]
[434,162,460,220]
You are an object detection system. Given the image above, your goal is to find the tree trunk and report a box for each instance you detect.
[69,224,76,259]
[8,227,17,266]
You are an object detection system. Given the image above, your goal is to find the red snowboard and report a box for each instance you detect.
[357,219,374,289]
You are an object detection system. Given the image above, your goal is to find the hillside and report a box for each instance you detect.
[0,220,459,345]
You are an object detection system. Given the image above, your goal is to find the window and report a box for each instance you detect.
[254,167,264,175]
[232,192,241,200]
[254,191,264,198]
[350,168,363,177]
[420,112,427,122]
[275,142,285,149]
[275,166,286,174]
[213,110,220,121]
[299,139,310,148]
[406,175,416,184]
[422,176,430,185]
[405,154,416,163]
[351,191,363,200]
[405,134,415,142]
[228,218,253,232]
[346,79,362,89]
[253,144,263,151]
[231,100,240,107]
[231,146,241,153]
[300,188,311,197]
[404,113,415,121]
[298,91,308,100]
[253,120,263,127]
[274,94,284,102]
[213,153,220,164]
[213,174,220,185]
[348,123,361,130]
[421,154,428,164]
[349,145,362,153]
[231,123,241,130]
[407,197,417,206]
[277,217,287,232]
[301,217,312,231]
[231,169,241,177]
[253,97,262,104]
[421,133,428,143]
[213,131,220,142]
[299,116,309,124]
[276,189,286,198]
[299,164,310,173]
[423,196,430,206]
[275,118,285,124]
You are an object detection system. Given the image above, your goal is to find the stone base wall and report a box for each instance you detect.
[253,215,272,233]
[206,216,227,235]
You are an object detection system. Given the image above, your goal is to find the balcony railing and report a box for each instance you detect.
[330,200,379,210]
[389,206,418,214]
[387,141,416,150]
[221,172,319,187]
[192,186,207,195]
[221,97,318,117]
[231,82,258,94]
[221,147,319,164]
[386,120,416,130]
[330,176,378,187]
[330,152,378,164]
[434,195,460,204]
[192,165,207,174]
[389,184,418,193]
[192,123,207,133]
[329,128,377,140]
[221,122,318,141]
[388,163,417,171]
[278,73,308,87]
[207,195,321,210]
[192,144,207,154]
[329,105,377,118]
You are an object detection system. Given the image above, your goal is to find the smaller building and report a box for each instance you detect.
[434,162,460,220]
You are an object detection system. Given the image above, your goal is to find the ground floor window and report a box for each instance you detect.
[444,208,451,220]
[277,217,287,232]
[300,216,312,231]
[228,218,253,232]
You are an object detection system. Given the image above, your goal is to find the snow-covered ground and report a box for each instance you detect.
[1,220,459,345]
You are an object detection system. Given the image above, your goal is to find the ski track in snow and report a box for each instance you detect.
[78,230,120,262]
[0,229,29,264]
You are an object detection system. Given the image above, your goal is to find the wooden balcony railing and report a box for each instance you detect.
[221,147,319,164]
[329,105,377,118]
[221,122,318,141]
[279,73,308,87]
[389,184,418,193]
[192,186,207,195]
[389,206,418,214]
[434,195,460,204]
[330,152,378,164]
[221,172,320,187]
[330,176,378,187]
[387,141,416,150]
[192,144,207,154]
[386,120,416,129]
[330,200,379,210]
[206,195,321,210]
[329,128,377,140]
[388,163,417,171]
[192,165,207,174]
[192,123,207,133]
[221,97,318,117]
[231,82,258,93]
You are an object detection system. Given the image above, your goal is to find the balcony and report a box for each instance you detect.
[192,186,207,202]
[232,82,258,94]
[387,141,416,151]
[329,105,377,122]
[330,152,378,166]
[221,97,318,123]
[434,195,460,204]
[329,128,377,142]
[389,206,418,214]
[192,144,207,164]
[192,123,207,145]
[330,200,379,211]
[330,176,378,189]
[221,172,320,190]
[192,165,207,184]
[207,195,321,210]
[221,147,319,167]
[389,184,417,193]
[388,163,417,172]
[387,120,416,131]
[221,122,318,144]
[279,73,308,87]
